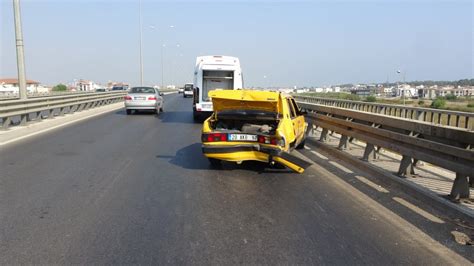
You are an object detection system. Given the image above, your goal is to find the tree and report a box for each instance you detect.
[52,84,67,91]
[365,95,376,102]
[430,98,446,109]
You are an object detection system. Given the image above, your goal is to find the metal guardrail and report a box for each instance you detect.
[294,96,474,130]
[297,101,474,200]
[0,91,94,101]
[0,91,127,129]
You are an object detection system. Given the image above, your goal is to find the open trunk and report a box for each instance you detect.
[209,110,280,135]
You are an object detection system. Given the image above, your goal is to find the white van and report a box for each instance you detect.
[192,55,243,120]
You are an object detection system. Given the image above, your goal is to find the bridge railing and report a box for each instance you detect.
[0,91,126,130]
[297,101,474,200]
[294,95,474,130]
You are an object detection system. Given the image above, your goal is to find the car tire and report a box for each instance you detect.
[296,139,306,149]
[160,107,164,112]
[126,109,132,115]
[208,158,222,168]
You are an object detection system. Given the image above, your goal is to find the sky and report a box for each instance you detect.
[1,0,473,87]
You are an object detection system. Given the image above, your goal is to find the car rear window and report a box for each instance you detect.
[130,87,155,94]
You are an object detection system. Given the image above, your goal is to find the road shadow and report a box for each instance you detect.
[157,111,196,124]
[115,109,157,116]
[156,142,293,174]
[299,142,474,261]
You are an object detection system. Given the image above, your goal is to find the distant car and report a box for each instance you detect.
[124,86,164,115]
[183,83,193,98]
[112,86,128,91]
[95,88,106,92]
[178,87,184,94]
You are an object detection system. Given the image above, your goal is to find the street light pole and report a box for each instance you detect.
[13,0,27,99]
[138,0,144,86]
[161,44,164,89]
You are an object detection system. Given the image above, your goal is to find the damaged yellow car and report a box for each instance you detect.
[201,89,311,173]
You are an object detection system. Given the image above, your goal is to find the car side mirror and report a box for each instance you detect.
[159,92,164,96]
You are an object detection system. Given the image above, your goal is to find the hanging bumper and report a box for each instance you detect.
[202,144,312,173]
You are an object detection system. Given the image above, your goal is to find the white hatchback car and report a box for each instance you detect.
[124,87,164,115]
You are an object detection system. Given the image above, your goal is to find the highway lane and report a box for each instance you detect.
[0,93,471,264]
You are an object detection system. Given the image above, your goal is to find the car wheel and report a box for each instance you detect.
[126,109,132,115]
[208,158,222,168]
[296,139,306,149]
[160,107,164,112]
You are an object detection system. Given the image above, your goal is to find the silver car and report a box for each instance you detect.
[124,87,164,115]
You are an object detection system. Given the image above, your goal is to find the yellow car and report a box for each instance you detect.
[201,89,311,173]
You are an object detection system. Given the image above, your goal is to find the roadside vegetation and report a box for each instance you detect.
[52,84,67,92]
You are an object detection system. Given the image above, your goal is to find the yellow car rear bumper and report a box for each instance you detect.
[202,144,311,173]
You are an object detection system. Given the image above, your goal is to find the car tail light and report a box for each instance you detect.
[148,96,157,100]
[202,133,227,142]
[124,95,132,100]
[258,136,284,147]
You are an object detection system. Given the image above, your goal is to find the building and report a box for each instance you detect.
[0,78,49,95]
[420,86,474,99]
[395,84,417,98]
[73,79,101,91]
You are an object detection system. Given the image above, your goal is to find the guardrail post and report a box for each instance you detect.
[362,143,378,161]
[36,111,43,121]
[20,114,27,126]
[338,117,353,150]
[1,117,12,130]
[338,135,349,150]
[305,122,316,137]
[59,107,67,116]
[416,110,424,121]
[449,174,470,200]
[397,155,415,177]
[320,128,328,142]
[46,109,53,119]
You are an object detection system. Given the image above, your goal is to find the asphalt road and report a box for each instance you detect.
[0,94,471,264]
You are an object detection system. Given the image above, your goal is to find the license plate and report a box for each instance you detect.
[135,96,146,100]
[202,104,212,109]
[228,134,257,142]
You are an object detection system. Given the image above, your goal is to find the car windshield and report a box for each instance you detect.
[130,87,155,94]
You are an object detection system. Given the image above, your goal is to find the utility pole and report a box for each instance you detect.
[138,0,144,86]
[13,0,27,99]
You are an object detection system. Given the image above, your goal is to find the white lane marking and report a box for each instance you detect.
[310,150,328,160]
[0,105,123,146]
[304,146,310,150]
[355,175,389,193]
[393,197,445,224]
[329,161,354,174]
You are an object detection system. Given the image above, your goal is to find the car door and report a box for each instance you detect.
[286,98,300,146]
[289,98,305,143]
